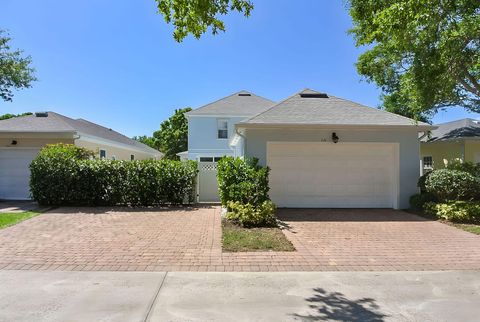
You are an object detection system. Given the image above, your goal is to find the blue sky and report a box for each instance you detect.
[1,0,478,137]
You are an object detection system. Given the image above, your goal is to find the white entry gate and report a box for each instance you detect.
[198,162,220,202]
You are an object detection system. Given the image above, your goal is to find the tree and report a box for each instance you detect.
[0,30,36,101]
[155,0,253,42]
[0,112,32,120]
[348,0,480,121]
[154,107,192,159]
[132,135,160,150]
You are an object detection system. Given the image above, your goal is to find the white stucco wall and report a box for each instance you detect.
[243,127,421,209]
[187,116,248,160]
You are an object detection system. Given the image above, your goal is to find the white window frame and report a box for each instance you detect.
[217,119,228,140]
[99,149,107,159]
[423,156,433,169]
[199,156,223,163]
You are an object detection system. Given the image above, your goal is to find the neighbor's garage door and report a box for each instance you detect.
[267,142,398,208]
[0,149,40,200]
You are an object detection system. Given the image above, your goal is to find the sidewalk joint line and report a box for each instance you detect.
[143,271,168,322]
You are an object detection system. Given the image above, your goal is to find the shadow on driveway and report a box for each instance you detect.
[292,287,387,322]
[277,208,431,222]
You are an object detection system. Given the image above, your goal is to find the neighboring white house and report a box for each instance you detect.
[0,112,162,200]
[183,89,434,209]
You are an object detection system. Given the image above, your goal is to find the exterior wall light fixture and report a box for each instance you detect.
[331,132,339,144]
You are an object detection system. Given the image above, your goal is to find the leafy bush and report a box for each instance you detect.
[446,160,480,177]
[424,169,480,201]
[217,157,270,206]
[417,171,433,193]
[409,193,436,210]
[30,144,197,206]
[424,201,480,223]
[226,200,277,228]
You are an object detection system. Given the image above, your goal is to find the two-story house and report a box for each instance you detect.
[181,89,433,208]
[181,91,274,162]
[179,91,274,202]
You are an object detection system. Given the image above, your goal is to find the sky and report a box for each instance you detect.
[1,0,479,137]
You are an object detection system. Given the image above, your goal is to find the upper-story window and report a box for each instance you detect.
[99,149,106,159]
[217,119,228,139]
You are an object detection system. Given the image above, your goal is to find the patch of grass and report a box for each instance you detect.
[222,220,295,252]
[0,211,40,229]
[408,210,480,235]
[446,222,480,235]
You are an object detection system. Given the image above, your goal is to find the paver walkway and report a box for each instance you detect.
[0,206,479,271]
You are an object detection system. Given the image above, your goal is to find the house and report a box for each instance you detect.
[0,111,162,200]
[184,89,434,209]
[421,118,480,173]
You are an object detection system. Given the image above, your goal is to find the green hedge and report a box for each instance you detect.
[217,157,270,207]
[409,193,436,210]
[425,169,480,201]
[30,144,197,206]
[424,201,480,223]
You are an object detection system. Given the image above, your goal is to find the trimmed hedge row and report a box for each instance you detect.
[30,144,197,206]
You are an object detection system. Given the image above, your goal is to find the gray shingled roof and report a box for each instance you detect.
[427,118,480,142]
[240,89,432,128]
[186,90,275,116]
[0,112,160,154]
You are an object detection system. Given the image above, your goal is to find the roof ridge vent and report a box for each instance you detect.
[299,93,328,98]
[238,93,251,96]
[35,112,49,117]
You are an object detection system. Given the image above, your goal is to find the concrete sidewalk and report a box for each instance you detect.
[0,270,479,322]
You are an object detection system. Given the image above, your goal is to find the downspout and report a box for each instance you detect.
[418,131,428,177]
[235,126,247,158]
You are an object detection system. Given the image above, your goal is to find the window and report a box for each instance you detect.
[217,119,228,139]
[99,149,106,159]
[423,156,433,169]
[130,154,135,161]
[199,156,223,162]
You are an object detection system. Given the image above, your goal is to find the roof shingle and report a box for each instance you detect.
[240,89,432,128]
[0,112,160,154]
[186,90,275,116]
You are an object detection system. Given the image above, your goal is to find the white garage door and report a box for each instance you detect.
[267,142,398,208]
[0,149,40,200]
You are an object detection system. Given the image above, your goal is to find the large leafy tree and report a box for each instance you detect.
[0,30,36,102]
[134,107,191,159]
[155,0,253,42]
[155,107,191,159]
[0,112,32,120]
[348,0,480,121]
[132,135,160,150]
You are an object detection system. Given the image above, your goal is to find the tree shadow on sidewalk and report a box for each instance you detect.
[292,287,387,321]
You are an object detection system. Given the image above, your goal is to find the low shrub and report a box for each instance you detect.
[417,171,433,193]
[30,144,197,206]
[409,193,436,210]
[424,201,480,223]
[226,200,277,228]
[217,157,270,207]
[424,169,480,201]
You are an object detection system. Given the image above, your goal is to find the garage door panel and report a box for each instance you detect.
[0,149,39,200]
[267,142,397,208]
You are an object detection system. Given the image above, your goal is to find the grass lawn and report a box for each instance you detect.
[0,211,40,229]
[446,222,480,235]
[222,220,295,252]
[409,210,480,235]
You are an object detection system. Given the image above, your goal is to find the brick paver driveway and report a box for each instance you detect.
[0,207,479,271]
